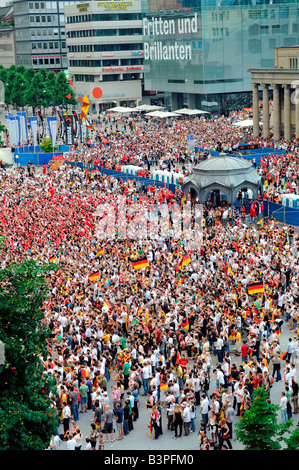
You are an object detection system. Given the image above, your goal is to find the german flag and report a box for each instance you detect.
[160,382,168,392]
[88,271,100,282]
[49,257,57,263]
[95,248,104,257]
[76,294,84,299]
[179,253,191,269]
[180,317,189,331]
[180,194,186,207]
[228,266,234,277]
[104,300,113,310]
[247,282,264,295]
[131,257,149,269]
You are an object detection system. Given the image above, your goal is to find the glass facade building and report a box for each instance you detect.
[142,0,299,112]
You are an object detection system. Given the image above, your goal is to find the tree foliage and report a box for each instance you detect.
[235,387,298,450]
[40,136,58,153]
[0,261,59,450]
[0,65,76,110]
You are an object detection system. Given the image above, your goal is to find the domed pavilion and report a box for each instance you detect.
[182,156,263,205]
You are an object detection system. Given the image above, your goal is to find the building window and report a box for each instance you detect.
[290,57,298,69]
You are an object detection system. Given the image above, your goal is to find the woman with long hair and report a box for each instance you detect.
[172,403,183,439]
[150,405,161,440]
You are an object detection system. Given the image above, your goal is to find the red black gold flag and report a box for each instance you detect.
[247,282,264,295]
[88,271,100,282]
[131,258,149,269]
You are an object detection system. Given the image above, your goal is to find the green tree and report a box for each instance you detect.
[40,136,58,153]
[235,387,296,450]
[0,260,59,450]
[10,72,26,109]
[283,426,299,450]
[44,70,57,106]
[54,71,77,107]
[4,66,17,106]
[23,67,35,87]
[0,121,6,144]
[23,71,49,112]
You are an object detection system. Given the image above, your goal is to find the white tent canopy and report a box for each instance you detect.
[145,110,181,118]
[232,119,263,128]
[173,108,209,115]
[131,104,165,112]
[106,106,133,113]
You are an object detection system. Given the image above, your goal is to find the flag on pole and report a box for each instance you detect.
[95,248,104,257]
[80,94,90,122]
[179,253,191,269]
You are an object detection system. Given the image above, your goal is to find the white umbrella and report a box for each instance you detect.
[173,108,209,115]
[145,110,180,118]
[232,119,263,128]
[106,106,133,113]
[132,104,165,112]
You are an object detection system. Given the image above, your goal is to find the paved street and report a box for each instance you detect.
[58,312,298,451]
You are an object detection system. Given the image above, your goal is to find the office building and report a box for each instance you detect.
[65,1,143,113]
[13,0,82,71]
[0,4,16,68]
[142,0,299,113]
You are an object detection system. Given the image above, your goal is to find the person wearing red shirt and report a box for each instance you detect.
[241,340,249,362]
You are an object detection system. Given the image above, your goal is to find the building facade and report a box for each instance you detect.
[249,46,299,141]
[13,0,81,71]
[64,0,143,113]
[0,5,16,68]
[142,0,299,113]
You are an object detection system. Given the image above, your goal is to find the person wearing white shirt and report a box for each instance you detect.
[66,434,76,450]
[182,404,191,436]
[142,361,151,396]
[200,393,209,426]
[280,391,288,423]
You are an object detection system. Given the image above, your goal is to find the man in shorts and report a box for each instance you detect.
[103,405,114,443]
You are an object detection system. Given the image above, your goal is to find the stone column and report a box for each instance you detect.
[252,83,259,138]
[283,84,291,141]
[262,83,269,139]
[272,84,281,141]
[295,86,299,139]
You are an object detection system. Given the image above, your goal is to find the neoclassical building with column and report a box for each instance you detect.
[248,46,299,141]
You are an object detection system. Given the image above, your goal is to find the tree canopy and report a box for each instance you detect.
[0,260,59,450]
[0,65,77,110]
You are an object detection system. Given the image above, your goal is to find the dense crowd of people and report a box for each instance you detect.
[1,108,299,451]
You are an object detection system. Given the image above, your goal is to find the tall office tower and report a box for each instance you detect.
[142,0,299,113]
[65,0,143,113]
[13,0,82,71]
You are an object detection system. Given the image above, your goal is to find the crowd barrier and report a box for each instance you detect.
[195,146,286,167]
[14,152,63,166]
[64,160,178,193]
